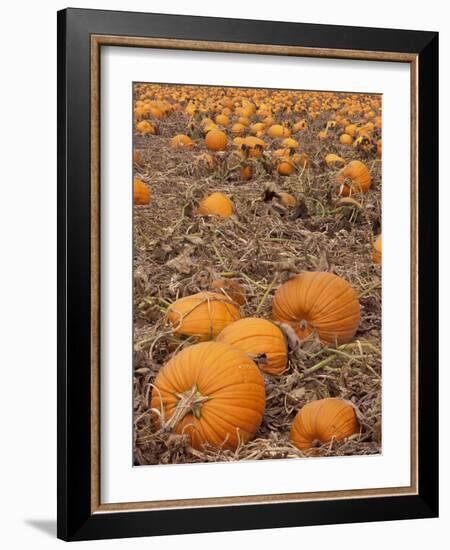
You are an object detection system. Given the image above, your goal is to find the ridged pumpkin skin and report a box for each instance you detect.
[216,317,288,376]
[336,160,371,196]
[197,192,233,218]
[290,398,358,450]
[167,291,241,340]
[151,342,266,450]
[373,234,382,264]
[272,272,360,345]
[205,129,228,151]
[133,177,150,205]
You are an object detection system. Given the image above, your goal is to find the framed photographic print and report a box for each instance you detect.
[57,8,439,541]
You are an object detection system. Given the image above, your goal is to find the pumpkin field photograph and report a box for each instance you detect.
[132,83,382,466]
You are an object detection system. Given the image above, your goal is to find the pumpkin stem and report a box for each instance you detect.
[165,384,210,430]
[299,319,308,331]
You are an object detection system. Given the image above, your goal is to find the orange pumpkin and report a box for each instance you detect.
[268,124,290,139]
[277,159,295,176]
[151,341,265,450]
[136,120,156,135]
[205,129,228,151]
[197,192,233,218]
[133,148,140,163]
[325,153,346,168]
[373,234,382,264]
[278,192,296,207]
[133,177,150,205]
[292,119,308,133]
[336,160,371,196]
[240,164,253,181]
[339,133,353,145]
[171,134,193,149]
[216,317,287,376]
[290,398,358,450]
[272,271,360,345]
[167,291,241,340]
[243,136,267,158]
[215,114,230,126]
[231,123,246,136]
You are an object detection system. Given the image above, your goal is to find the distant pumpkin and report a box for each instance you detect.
[171,134,193,149]
[325,153,346,167]
[339,133,353,145]
[205,129,228,151]
[197,192,233,218]
[133,177,150,205]
[373,234,382,264]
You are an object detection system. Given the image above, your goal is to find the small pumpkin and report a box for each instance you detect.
[240,164,253,181]
[205,129,228,151]
[216,317,288,376]
[282,137,299,149]
[171,134,193,149]
[290,398,358,450]
[325,153,346,168]
[136,120,156,135]
[278,192,296,207]
[339,133,353,145]
[151,341,265,450]
[373,234,382,264]
[215,114,230,126]
[292,119,308,133]
[268,124,290,139]
[336,160,371,196]
[197,192,233,218]
[231,123,246,136]
[133,148,140,163]
[133,177,150,205]
[277,159,295,176]
[167,291,241,340]
[272,271,360,345]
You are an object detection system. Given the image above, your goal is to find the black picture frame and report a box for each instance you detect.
[57,8,438,541]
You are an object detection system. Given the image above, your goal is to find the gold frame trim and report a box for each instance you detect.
[90,35,418,514]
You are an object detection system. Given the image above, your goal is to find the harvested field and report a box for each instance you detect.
[133,84,382,465]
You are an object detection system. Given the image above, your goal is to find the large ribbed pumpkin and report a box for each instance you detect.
[336,160,371,196]
[216,317,288,376]
[290,398,358,450]
[167,291,241,340]
[151,342,266,450]
[271,272,360,345]
[133,177,150,205]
